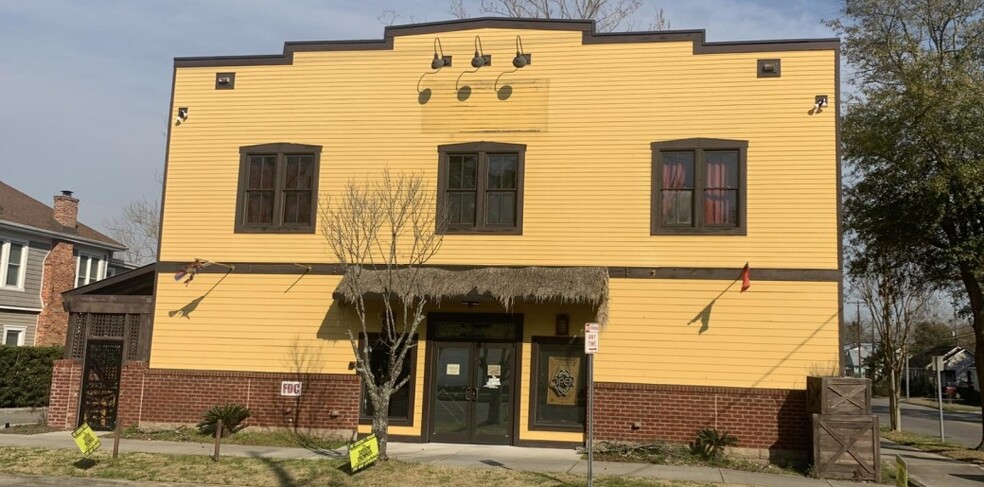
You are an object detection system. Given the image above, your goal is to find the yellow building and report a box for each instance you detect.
[49,19,840,456]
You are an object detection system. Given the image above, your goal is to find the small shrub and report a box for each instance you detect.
[689,428,738,461]
[197,404,251,437]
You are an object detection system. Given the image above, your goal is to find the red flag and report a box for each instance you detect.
[740,263,751,292]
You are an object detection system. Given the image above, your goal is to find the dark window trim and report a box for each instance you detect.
[651,138,748,236]
[234,143,321,234]
[528,336,586,433]
[436,142,526,235]
[357,332,418,427]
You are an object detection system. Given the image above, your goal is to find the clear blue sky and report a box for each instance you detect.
[0,0,841,232]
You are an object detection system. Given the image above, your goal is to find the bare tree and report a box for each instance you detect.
[851,256,933,431]
[104,196,159,266]
[450,0,669,32]
[320,171,442,459]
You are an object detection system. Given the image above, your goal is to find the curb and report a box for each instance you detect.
[0,407,47,414]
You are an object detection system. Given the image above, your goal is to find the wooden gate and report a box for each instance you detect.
[812,414,880,482]
[79,340,124,430]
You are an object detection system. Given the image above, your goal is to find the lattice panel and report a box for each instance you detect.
[69,314,88,359]
[89,313,125,338]
[126,314,141,361]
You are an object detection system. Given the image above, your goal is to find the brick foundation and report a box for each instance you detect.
[49,361,361,436]
[593,382,808,454]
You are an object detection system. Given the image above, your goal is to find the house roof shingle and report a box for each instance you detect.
[0,181,124,249]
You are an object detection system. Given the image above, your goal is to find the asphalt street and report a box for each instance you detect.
[0,408,45,428]
[872,396,983,448]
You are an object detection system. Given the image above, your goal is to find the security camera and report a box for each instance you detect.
[175,107,189,125]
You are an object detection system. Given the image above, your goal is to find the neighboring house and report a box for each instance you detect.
[0,183,125,347]
[915,345,977,389]
[844,342,874,378]
[48,19,840,457]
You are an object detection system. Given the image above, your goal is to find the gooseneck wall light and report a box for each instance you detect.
[431,37,452,70]
[494,35,532,94]
[457,36,492,92]
[417,37,452,103]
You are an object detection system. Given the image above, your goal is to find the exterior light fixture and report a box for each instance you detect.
[811,95,829,114]
[431,38,452,70]
[471,36,491,68]
[512,35,531,68]
[175,107,189,125]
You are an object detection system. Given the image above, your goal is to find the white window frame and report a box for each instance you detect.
[2,325,27,346]
[75,253,106,288]
[0,238,29,291]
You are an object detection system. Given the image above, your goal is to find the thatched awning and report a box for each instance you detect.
[332,266,609,324]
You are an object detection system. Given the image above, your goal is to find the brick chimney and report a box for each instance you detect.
[53,190,79,230]
[36,190,79,347]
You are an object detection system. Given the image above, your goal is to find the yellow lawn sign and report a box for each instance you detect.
[71,423,102,457]
[348,434,379,473]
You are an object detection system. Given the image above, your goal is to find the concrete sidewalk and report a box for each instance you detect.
[0,431,878,487]
[881,441,984,487]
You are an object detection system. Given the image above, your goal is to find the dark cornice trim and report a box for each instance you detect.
[156,261,840,282]
[173,18,840,68]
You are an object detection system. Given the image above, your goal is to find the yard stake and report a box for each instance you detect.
[213,419,223,461]
[112,421,121,459]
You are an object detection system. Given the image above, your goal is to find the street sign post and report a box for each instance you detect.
[933,355,945,442]
[585,323,599,487]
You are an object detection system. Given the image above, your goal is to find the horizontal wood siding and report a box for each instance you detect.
[160,28,837,270]
[0,309,39,346]
[601,279,840,390]
[0,237,48,310]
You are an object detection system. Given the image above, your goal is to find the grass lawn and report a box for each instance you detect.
[112,427,347,451]
[0,447,737,487]
[881,427,984,464]
[902,397,981,414]
[0,423,60,435]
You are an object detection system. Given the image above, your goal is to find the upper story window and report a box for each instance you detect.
[3,325,26,346]
[76,253,105,288]
[651,138,747,235]
[0,238,27,290]
[437,142,525,235]
[235,143,321,234]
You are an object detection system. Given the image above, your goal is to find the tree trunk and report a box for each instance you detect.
[889,367,901,431]
[371,393,391,460]
[958,266,984,450]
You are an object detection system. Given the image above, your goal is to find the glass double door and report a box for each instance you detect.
[430,342,515,444]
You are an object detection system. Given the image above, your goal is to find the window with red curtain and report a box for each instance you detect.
[704,150,738,226]
[651,139,746,235]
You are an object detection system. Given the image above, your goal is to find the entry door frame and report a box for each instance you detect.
[423,312,524,445]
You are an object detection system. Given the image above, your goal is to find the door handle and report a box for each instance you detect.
[465,387,477,401]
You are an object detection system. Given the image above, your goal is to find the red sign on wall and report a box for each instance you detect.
[281,381,303,397]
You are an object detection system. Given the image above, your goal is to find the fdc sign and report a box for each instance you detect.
[281,381,302,397]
